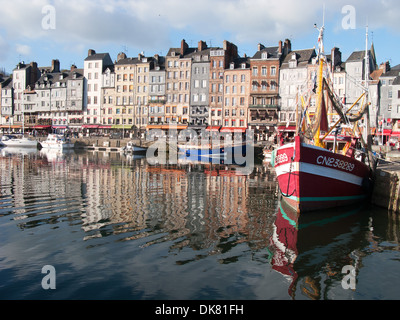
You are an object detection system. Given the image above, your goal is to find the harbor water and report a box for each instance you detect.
[0,148,399,300]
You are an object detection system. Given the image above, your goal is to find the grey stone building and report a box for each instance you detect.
[189,41,211,130]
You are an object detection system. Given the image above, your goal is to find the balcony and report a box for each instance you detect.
[249,104,280,109]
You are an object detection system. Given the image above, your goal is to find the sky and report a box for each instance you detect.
[1,0,400,75]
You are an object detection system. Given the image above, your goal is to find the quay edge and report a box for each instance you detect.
[371,156,400,214]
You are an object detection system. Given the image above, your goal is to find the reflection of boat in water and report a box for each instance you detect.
[40,148,75,162]
[40,134,75,150]
[1,146,39,156]
[269,196,366,299]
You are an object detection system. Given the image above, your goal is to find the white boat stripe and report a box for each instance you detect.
[275,162,363,186]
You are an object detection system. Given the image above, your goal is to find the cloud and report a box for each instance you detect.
[15,44,32,56]
[0,1,399,41]
[0,35,10,61]
[0,0,399,64]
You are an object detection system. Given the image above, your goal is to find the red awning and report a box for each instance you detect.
[33,125,52,129]
[82,125,99,129]
[206,126,221,132]
[278,126,296,132]
[220,127,246,133]
[375,129,392,136]
[98,125,112,129]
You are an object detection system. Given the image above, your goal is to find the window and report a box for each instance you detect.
[271,67,276,76]
[262,67,267,76]
[252,67,258,76]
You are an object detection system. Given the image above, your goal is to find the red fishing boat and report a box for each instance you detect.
[274,136,372,213]
[273,24,376,213]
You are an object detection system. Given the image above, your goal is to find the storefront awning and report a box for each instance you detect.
[206,126,221,132]
[278,125,296,132]
[98,125,112,129]
[220,127,247,133]
[33,125,52,129]
[82,125,99,129]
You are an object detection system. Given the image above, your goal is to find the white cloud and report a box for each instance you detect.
[0,1,399,41]
[0,0,399,65]
[15,44,32,56]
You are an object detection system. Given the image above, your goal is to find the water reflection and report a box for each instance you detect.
[1,149,400,299]
[0,149,277,258]
[268,197,400,300]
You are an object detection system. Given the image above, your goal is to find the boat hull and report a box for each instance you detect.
[273,136,371,213]
[1,138,39,148]
[41,142,75,150]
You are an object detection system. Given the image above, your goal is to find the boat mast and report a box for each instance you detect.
[313,12,326,148]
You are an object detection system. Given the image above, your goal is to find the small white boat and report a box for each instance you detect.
[1,134,39,148]
[40,134,75,150]
[123,141,147,153]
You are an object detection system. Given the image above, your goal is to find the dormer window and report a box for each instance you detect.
[241,63,246,69]
[262,52,268,59]
[230,62,235,70]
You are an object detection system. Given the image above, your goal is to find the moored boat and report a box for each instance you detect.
[40,134,74,150]
[178,141,246,163]
[123,141,147,154]
[272,22,376,213]
[1,134,39,148]
[273,136,371,213]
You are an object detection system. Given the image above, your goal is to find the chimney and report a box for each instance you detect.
[154,54,159,62]
[284,39,292,56]
[70,64,77,71]
[198,40,207,52]
[138,52,144,61]
[331,47,342,68]
[380,61,390,74]
[278,40,283,54]
[117,52,127,62]
[88,49,96,57]
[29,62,39,86]
[257,43,265,51]
[181,39,188,56]
[51,59,60,73]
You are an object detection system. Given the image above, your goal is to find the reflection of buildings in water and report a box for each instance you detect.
[0,152,83,226]
[80,160,278,255]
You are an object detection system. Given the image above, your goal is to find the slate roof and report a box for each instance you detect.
[251,46,280,60]
[84,53,111,61]
[281,49,316,69]
[36,69,84,86]
[392,76,400,86]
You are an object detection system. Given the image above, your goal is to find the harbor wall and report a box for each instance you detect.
[371,160,400,213]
